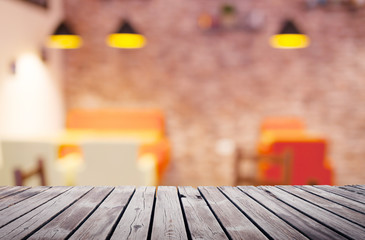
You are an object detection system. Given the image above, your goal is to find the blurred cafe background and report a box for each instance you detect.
[0,0,364,187]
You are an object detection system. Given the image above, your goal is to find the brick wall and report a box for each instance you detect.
[64,0,365,185]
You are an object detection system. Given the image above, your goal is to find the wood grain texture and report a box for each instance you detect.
[0,186,70,228]
[340,185,365,195]
[179,186,228,240]
[259,186,365,239]
[69,186,135,240]
[0,185,363,239]
[0,186,49,211]
[0,186,29,200]
[239,186,346,240]
[278,185,365,227]
[151,186,188,240]
[199,186,268,240]
[315,185,365,203]
[0,186,9,191]
[111,186,156,240]
[221,186,308,240]
[297,185,365,213]
[354,185,365,190]
[0,186,92,239]
[29,187,113,239]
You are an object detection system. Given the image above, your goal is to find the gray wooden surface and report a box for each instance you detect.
[278,185,365,227]
[239,186,347,240]
[220,186,308,240]
[0,186,49,211]
[111,186,155,240]
[69,186,135,239]
[0,185,364,239]
[259,186,365,240]
[315,185,365,203]
[199,186,268,240]
[151,186,188,240]
[340,185,365,195]
[179,186,228,239]
[0,186,29,200]
[296,185,365,213]
[29,187,113,239]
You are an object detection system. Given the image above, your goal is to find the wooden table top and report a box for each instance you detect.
[0,185,364,239]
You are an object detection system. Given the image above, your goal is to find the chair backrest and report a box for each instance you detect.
[14,158,46,186]
[0,140,60,186]
[257,150,293,185]
[261,117,306,133]
[77,140,156,186]
[66,109,165,133]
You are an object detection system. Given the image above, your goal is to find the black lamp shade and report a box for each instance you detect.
[117,20,138,34]
[279,20,301,34]
[53,22,75,35]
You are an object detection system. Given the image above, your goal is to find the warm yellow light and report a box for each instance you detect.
[270,34,309,49]
[107,33,146,49]
[47,35,83,49]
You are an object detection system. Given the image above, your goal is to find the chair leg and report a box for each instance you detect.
[14,169,23,186]
[38,158,47,186]
[282,149,293,185]
[13,158,47,186]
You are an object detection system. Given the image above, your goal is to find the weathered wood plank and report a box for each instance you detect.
[0,186,49,211]
[111,187,156,240]
[0,185,363,239]
[28,187,112,239]
[0,186,92,239]
[340,186,365,195]
[199,186,268,240]
[315,185,365,204]
[151,186,188,240]
[278,185,365,227]
[297,185,365,213]
[68,186,135,239]
[354,185,365,190]
[179,186,228,240]
[221,186,308,240]
[0,186,10,192]
[0,186,30,200]
[0,186,70,228]
[239,186,346,240]
[259,186,365,239]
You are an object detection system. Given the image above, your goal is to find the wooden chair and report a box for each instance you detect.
[14,158,47,186]
[256,149,293,185]
[235,148,293,186]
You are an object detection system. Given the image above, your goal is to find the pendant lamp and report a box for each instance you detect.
[107,20,146,49]
[47,21,83,49]
[270,20,309,49]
